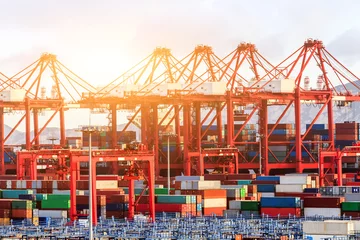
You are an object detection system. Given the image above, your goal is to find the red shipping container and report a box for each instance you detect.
[135,196,150,204]
[26,181,32,189]
[0,181,6,189]
[261,208,301,217]
[0,209,10,218]
[222,180,238,185]
[275,192,321,200]
[245,196,256,200]
[303,197,344,208]
[12,209,32,218]
[0,200,12,209]
[110,194,129,203]
[227,174,256,180]
[204,174,227,181]
[203,207,225,216]
[342,211,360,218]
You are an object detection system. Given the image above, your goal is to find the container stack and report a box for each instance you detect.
[274,175,310,198]
[335,122,359,150]
[76,195,106,219]
[268,124,295,163]
[303,197,343,217]
[175,176,226,216]
[253,176,280,197]
[227,200,260,218]
[260,197,301,217]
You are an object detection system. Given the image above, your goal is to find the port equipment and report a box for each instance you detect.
[69,149,155,224]
[319,144,360,186]
[5,39,360,178]
[232,39,360,175]
[0,53,96,176]
[16,148,156,224]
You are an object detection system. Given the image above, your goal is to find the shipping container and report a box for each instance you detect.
[304,207,341,217]
[303,197,344,208]
[260,197,300,208]
[261,208,300,217]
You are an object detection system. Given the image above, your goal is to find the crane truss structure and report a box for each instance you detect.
[1,38,360,179]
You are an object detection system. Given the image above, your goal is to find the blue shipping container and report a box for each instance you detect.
[256,176,280,182]
[260,197,301,208]
[268,129,288,135]
[303,188,319,193]
[306,124,325,130]
[257,184,275,193]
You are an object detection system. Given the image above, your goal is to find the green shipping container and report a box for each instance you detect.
[47,194,70,201]
[157,195,190,204]
[237,180,252,185]
[41,200,70,209]
[2,190,33,199]
[342,202,360,212]
[155,188,170,195]
[12,200,32,209]
[240,201,259,211]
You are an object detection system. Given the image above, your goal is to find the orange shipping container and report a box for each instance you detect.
[12,209,32,219]
[203,207,225,216]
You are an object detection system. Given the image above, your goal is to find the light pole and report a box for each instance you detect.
[79,114,107,240]
[162,132,177,194]
[257,134,263,175]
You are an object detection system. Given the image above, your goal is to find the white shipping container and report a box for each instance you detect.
[96,180,118,189]
[279,175,311,185]
[31,181,37,189]
[193,180,221,190]
[324,220,354,235]
[302,221,325,235]
[16,180,21,189]
[175,176,204,181]
[39,210,67,218]
[276,184,306,193]
[52,190,85,195]
[229,200,241,210]
[202,198,227,208]
[0,89,26,102]
[6,180,11,189]
[303,234,347,240]
[303,220,358,235]
[345,193,360,201]
[261,193,275,197]
[304,208,341,218]
[180,181,188,190]
[21,180,27,189]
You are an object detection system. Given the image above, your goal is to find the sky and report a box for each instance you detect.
[1,0,360,131]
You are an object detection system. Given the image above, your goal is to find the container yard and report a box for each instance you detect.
[1,1,360,237]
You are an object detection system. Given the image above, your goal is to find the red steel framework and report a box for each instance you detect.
[16,149,156,223]
[1,38,360,184]
[243,39,360,175]
[0,54,96,174]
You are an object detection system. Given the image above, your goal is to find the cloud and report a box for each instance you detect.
[326,28,360,66]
